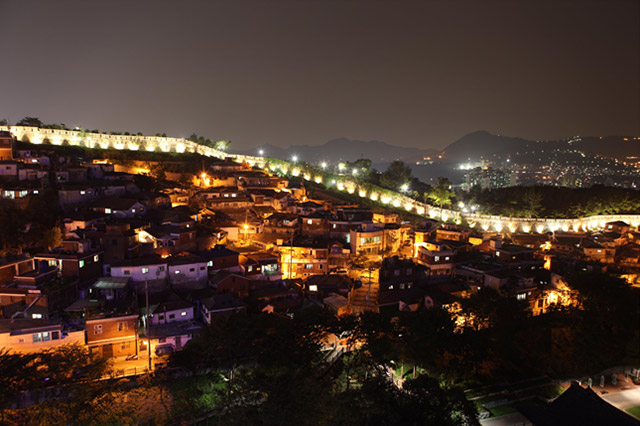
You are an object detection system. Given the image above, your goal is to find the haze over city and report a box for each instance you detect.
[1,1,640,425]
[1,0,638,150]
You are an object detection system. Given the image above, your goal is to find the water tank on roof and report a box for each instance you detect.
[38,260,49,274]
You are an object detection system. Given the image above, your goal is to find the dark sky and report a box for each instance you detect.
[1,0,638,151]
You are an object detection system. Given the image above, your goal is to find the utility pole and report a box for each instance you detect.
[289,230,294,280]
[145,279,152,372]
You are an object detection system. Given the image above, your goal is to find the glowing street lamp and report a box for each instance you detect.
[291,155,298,163]
[400,183,409,192]
[258,149,264,156]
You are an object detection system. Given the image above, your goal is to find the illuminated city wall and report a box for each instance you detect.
[3,125,639,233]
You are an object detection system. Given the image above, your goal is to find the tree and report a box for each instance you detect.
[0,206,25,250]
[380,160,413,190]
[0,344,114,426]
[16,117,43,127]
[40,227,63,250]
[214,140,231,151]
[429,177,454,218]
[522,189,542,217]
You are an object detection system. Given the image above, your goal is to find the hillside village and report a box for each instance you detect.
[1,129,639,368]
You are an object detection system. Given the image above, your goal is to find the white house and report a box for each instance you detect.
[167,254,209,288]
[109,256,168,282]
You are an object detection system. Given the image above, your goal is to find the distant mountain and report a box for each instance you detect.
[439,131,530,163]
[439,131,638,163]
[235,138,439,164]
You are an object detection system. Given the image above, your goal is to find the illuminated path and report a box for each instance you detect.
[4,125,639,233]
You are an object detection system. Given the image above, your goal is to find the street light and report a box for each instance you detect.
[400,183,409,192]
[292,155,298,163]
[258,149,264,156]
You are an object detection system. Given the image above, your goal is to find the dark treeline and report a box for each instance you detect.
[462,185,640,218]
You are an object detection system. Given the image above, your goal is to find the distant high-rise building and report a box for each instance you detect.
[462,167,516,191]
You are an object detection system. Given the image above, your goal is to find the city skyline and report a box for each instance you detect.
[1,0,638,151]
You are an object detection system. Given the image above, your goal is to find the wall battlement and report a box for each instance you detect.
[2,125,638,233]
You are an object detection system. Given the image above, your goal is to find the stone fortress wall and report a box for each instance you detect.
[2,125,638,233]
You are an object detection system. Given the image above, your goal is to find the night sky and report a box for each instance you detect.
[1,0,638,151]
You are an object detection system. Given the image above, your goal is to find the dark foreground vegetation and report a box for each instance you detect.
[2,271,637,425]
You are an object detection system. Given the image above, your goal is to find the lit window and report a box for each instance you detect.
[517,294,526,300]
[208,261,213,267]
[94,255,99,262]
[175,270,181,274]
[434,256,440,262]
[105,208,112,214]
[32,313,43,319]
[181,311,187,317]
[305,264,313,269]
[307,219,313,225]
[79,260,85,268]
[142,267,149,274]
[309,285,318,292]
